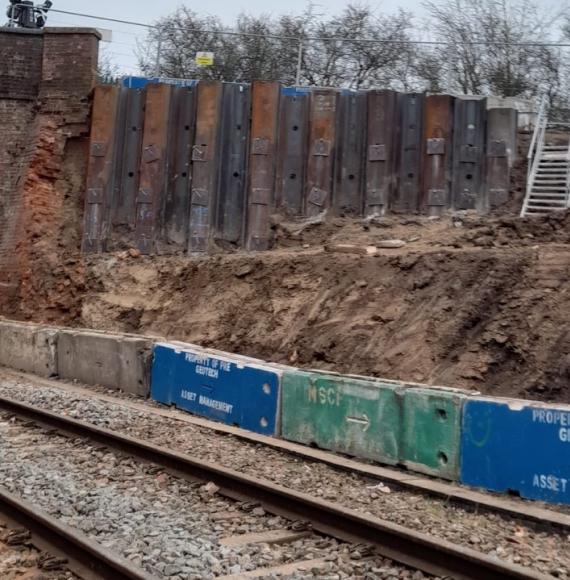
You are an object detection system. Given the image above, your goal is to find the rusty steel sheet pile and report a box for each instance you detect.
[365,90,400,217]
[214,83,251,249]
[82,83,518,255]
[394,92,424,213]
[334,90,367,216]
[82,85,121,253]
[486,107,517,210]
[306,89,339,217]
[452,97,487,212]
[422,95,455,216]
[160,85,197,252]
[188,81,223,253]
[246,81,281,251]
[275,87,310,216]
[112,87,146,235]
[135,84,173,255]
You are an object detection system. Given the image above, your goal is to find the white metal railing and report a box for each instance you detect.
[521,95,548,217]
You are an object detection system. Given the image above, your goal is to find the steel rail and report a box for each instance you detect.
[0,486,154,580]
[0,395,551,580]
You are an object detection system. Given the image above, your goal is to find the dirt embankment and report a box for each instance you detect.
[7,211,567,403]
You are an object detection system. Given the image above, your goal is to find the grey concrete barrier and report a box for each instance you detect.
[57,330,152,397]
[0,320,58,377]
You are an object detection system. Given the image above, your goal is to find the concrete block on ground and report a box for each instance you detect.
[57,330,151,397]
[0,320,58,377]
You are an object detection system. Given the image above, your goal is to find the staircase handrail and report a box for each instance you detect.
[522,96,548,217]
[566,141,570,209]
[527,95,548,180]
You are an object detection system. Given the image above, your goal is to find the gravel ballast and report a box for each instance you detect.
[0,402,427,579]
[0,372,567,578]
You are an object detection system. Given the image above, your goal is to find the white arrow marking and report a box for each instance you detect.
[346,413,370,432]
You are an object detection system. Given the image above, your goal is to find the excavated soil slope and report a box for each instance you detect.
[5,211,569,403]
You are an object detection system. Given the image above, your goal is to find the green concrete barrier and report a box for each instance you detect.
[401,387,466,480]
[282,370,403,464]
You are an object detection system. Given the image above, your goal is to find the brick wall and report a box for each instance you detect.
[0,29,43,100]
[42,30,99,98]
[0,27,100,315]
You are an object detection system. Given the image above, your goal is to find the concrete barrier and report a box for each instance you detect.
[282,370,404,464]
[461,397,570,505]
[57,330,152,397]
[151,342,283,436]
[0,320,58,377]
[402,386,466,480]
[2,318,569,508]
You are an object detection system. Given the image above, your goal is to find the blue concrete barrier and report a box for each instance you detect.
[150,343,282,436]
[461,397,570,505]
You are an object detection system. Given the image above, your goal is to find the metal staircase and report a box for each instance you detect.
[521,97,570,217]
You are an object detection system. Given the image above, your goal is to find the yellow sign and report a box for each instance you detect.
[195,52,214,67]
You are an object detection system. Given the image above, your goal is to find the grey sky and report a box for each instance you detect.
[45,0,565,75]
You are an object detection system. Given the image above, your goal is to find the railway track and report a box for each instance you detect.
[0,487,151,580]
[7,369,568,531]
[0,394,553,580]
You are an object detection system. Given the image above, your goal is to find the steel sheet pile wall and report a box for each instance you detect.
[83,83,517,254]
[215,83,251,248]
[136,83,172,254]
[306,89,339,217]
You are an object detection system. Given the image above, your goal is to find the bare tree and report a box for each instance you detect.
[137,3,415,88]
[137,8,242,81]
[300,5,415,89]
[423,0,562,98]
[98,48,119,85]
[134,0,567,101]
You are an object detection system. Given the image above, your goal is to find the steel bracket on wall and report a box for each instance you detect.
[427,189,447,206]
[426,138,445,155]
[488,140,507,157]
[368,144,387,162]
[313,139,331,156]
[251,137,270,155]
[308,187,328,207]
[90,142,106,157]
[192,145,208,161]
